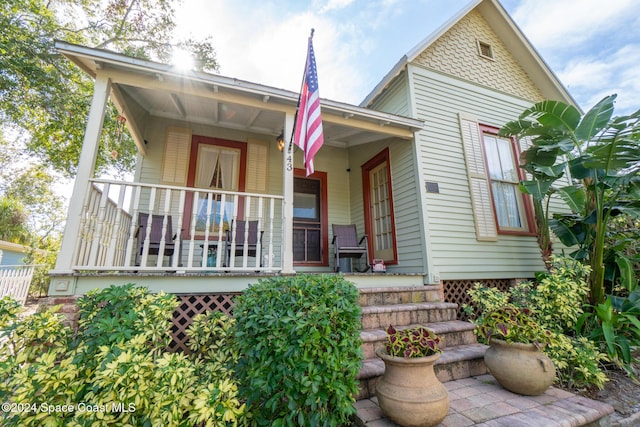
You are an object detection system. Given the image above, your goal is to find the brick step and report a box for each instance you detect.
[360,320,478,359]
[356,343,488,400]
[361,302,458,330]
[358,286,442,307]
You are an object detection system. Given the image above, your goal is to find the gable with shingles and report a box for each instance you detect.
[412,10,544,103]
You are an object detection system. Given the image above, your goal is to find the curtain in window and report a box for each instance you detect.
[194,146,240,232]
[483,135,522,229]
[195,147,218,188]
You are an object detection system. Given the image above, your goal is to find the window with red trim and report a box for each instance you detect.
[480,125,534,234]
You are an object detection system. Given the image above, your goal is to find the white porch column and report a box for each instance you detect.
[51,74,112,277]
[281,112,296,274]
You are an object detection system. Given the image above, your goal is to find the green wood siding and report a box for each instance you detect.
[409,65,546,280]
[368,71,410,116]
[348,138,425,274]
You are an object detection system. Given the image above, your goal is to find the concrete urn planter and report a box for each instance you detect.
[484,338,556,396]
[375,350,449,427]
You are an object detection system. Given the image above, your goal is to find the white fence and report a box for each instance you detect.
[0,265,35,305]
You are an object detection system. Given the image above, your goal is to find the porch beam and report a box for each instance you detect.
[110,85,147,156]
[103,68,297,115]
[322,111,416,139]
[102,67,418,139]
[281,113,295,274]
[50,74,112,285]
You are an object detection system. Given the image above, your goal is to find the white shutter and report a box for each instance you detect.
[459,113,498,241]
[246,139,269,193]
[161,127,191,185]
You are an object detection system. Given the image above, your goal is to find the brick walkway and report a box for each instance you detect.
[355,374,614,427]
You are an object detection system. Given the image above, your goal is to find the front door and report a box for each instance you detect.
[293,170,327,265]
[362,148,397,263]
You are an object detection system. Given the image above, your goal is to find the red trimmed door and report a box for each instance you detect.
[293,169,328,265]
[362,149,397,264]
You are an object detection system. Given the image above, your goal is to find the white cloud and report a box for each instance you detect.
[557,44,640,113]
[319,0,355,13]
[174,0,376,103]
[512,0,636,49]
[173,0,640,113]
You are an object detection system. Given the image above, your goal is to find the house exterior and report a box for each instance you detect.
[48,0,577,300]
[1,240,39,304]
[361,0,577,290]
[0,240,30,266]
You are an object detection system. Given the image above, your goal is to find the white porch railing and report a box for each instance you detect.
[0,265,35,305]
[73,179,284,272]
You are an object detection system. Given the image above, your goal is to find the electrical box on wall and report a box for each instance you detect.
[425,181,440,194]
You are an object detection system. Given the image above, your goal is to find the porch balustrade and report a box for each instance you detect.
[73,179,283,272]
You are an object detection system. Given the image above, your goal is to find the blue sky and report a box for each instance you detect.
[175,0,640,115]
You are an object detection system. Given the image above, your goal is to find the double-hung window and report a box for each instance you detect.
[480,125,528,232]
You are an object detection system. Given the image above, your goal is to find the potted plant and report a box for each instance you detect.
[475,306,555,395]
[375,325,449,427]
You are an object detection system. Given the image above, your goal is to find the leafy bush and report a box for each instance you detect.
[0,296,21,328]
[525,259,590,331]
[578,294,640,377]
[233,274,362,427]
[464,257,608,390]
[0,285,246,426]
[475,306,552,346]
[384,325,442,358]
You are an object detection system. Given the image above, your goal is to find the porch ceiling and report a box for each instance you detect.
[55,41,424,151]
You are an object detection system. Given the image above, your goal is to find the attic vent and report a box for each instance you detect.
[477,41,494,60]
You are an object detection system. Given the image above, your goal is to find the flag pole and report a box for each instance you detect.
[289,28,315,152]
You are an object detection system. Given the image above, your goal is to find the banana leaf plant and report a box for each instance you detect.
[500,95,640,305]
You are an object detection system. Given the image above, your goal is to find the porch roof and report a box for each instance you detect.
[55,41,424,155]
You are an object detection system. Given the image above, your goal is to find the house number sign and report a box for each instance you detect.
[286,153,293,171]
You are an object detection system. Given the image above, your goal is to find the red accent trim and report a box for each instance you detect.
[294,169,329,266]
[183,135,247,238]
[479,124,536,236]
[361,148,398,265]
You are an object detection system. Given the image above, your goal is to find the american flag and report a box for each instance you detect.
[293,31,324,176]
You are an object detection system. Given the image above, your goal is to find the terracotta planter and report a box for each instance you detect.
[484,338,555,396]
[376,350,449,427]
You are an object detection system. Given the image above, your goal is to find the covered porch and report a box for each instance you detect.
[49,42,424,295]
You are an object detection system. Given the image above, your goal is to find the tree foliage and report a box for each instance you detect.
[0,133,66,295]
[0,197,29,244]
[501,95,640,305]
[0,0,218,178]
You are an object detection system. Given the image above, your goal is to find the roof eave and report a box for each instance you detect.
[55,40,424,134]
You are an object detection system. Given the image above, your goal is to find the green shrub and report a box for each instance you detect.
[578,295,640,377]
[465,257,608,390]
[526,258,590,331]
[544,333,608,390]
[0,286,246,427]
[0,296,22,328]
[233,274,362,427]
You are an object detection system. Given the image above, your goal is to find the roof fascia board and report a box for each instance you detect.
[0,240,29,253]
[360,55,408,108]
[55,40,423,132]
